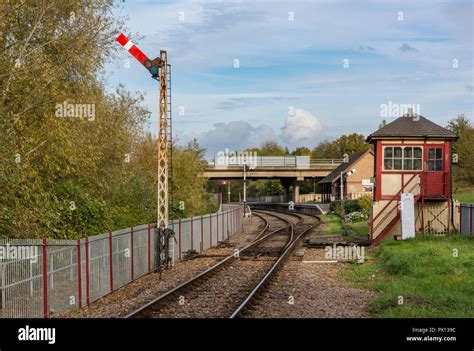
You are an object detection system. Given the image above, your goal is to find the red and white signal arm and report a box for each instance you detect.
[116,33,160,77]
[116,33,148,64]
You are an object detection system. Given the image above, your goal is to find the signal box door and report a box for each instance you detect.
[424,145,445,196]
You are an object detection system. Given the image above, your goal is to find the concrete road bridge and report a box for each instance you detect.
[204,156,343,201]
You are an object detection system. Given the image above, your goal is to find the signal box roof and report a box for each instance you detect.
[366,114,458,143]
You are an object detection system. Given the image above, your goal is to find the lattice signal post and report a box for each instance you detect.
[116,33,174,270]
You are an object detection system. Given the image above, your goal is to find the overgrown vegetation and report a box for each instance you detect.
[319,214,345,236]
[329,195,372,218]
[0,1,216,239]
[345,235,474,317]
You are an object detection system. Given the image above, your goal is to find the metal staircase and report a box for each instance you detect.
[370,174,421,244]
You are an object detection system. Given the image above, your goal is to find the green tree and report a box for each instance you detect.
[291,147,311,156]
[258,141,286,156]
[447,114,474,190]
[311,133,368,159]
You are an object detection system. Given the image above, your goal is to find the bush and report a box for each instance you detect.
[329,201,344,216]
[357,195,372,215]
[344,199,361,213]
[343,211,368,223]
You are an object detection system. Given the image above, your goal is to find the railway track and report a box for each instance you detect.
[125,209,319,318]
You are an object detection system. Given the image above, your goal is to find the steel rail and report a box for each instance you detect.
[124,210,295,318]
[229,210,319,318]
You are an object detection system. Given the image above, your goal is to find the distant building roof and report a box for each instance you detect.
[319,149,373,184]
[366,114,458,143]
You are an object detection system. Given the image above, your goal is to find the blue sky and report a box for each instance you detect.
[105,0,473,158]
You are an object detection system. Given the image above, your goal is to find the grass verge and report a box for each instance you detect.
[345,221,370,237]
[344,235,474,317]
[319,214,345,235]
[454,191,474,204]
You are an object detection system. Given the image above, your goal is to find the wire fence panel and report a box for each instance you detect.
[460,204,473,235]
[180,219,191,256]
[202,215,211,251]
[47,242,78,315]
[133,224,150,279]
[87,234,111,304]
[211,214,217,247]
[0,206,243,318]
[0,239,44,318]
[192,217,201,253]
[111,230,131,291]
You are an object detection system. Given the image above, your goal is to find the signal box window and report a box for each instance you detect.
[428,148,443,172]
[384,146,422,171]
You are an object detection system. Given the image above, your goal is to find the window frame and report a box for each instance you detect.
[382,145,423,172]
[427,147,443,172]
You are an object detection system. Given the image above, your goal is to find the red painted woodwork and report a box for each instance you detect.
[424,144,445,197]
[374,140,452,201]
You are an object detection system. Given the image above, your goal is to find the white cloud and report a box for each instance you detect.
[197,108,324,158]
[198,121,277,158]
[279,109,323,147]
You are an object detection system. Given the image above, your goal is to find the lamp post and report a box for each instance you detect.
[243,160,247,216]
[341,168,357,201]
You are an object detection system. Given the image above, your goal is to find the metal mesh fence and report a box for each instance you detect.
[460,204,473,235]
[0,206,243,318]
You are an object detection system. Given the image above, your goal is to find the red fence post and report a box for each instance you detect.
[42,238,48,318]
[147,224,151,272]
[191,217,194,251]
[210,214,212,247]
[227,210,229,239]
[85,237,90,305]
[130,226,134,281]
[222,211,224,240]
[76,239,82,309]
[178,219,182,260]
[109,232,113,292]
[200,215,204,252]
[217,212,219,242]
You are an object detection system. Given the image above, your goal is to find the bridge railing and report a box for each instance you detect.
[207,156,342,169]
[309,159,344,168]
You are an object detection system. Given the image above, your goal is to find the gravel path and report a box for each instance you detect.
[244,245,376,318]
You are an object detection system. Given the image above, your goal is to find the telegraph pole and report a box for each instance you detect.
[340,171,344,201]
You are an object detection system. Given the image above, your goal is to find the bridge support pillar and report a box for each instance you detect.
[293,181,300,203]
[280,178,294,203]
[280,178,302,203]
